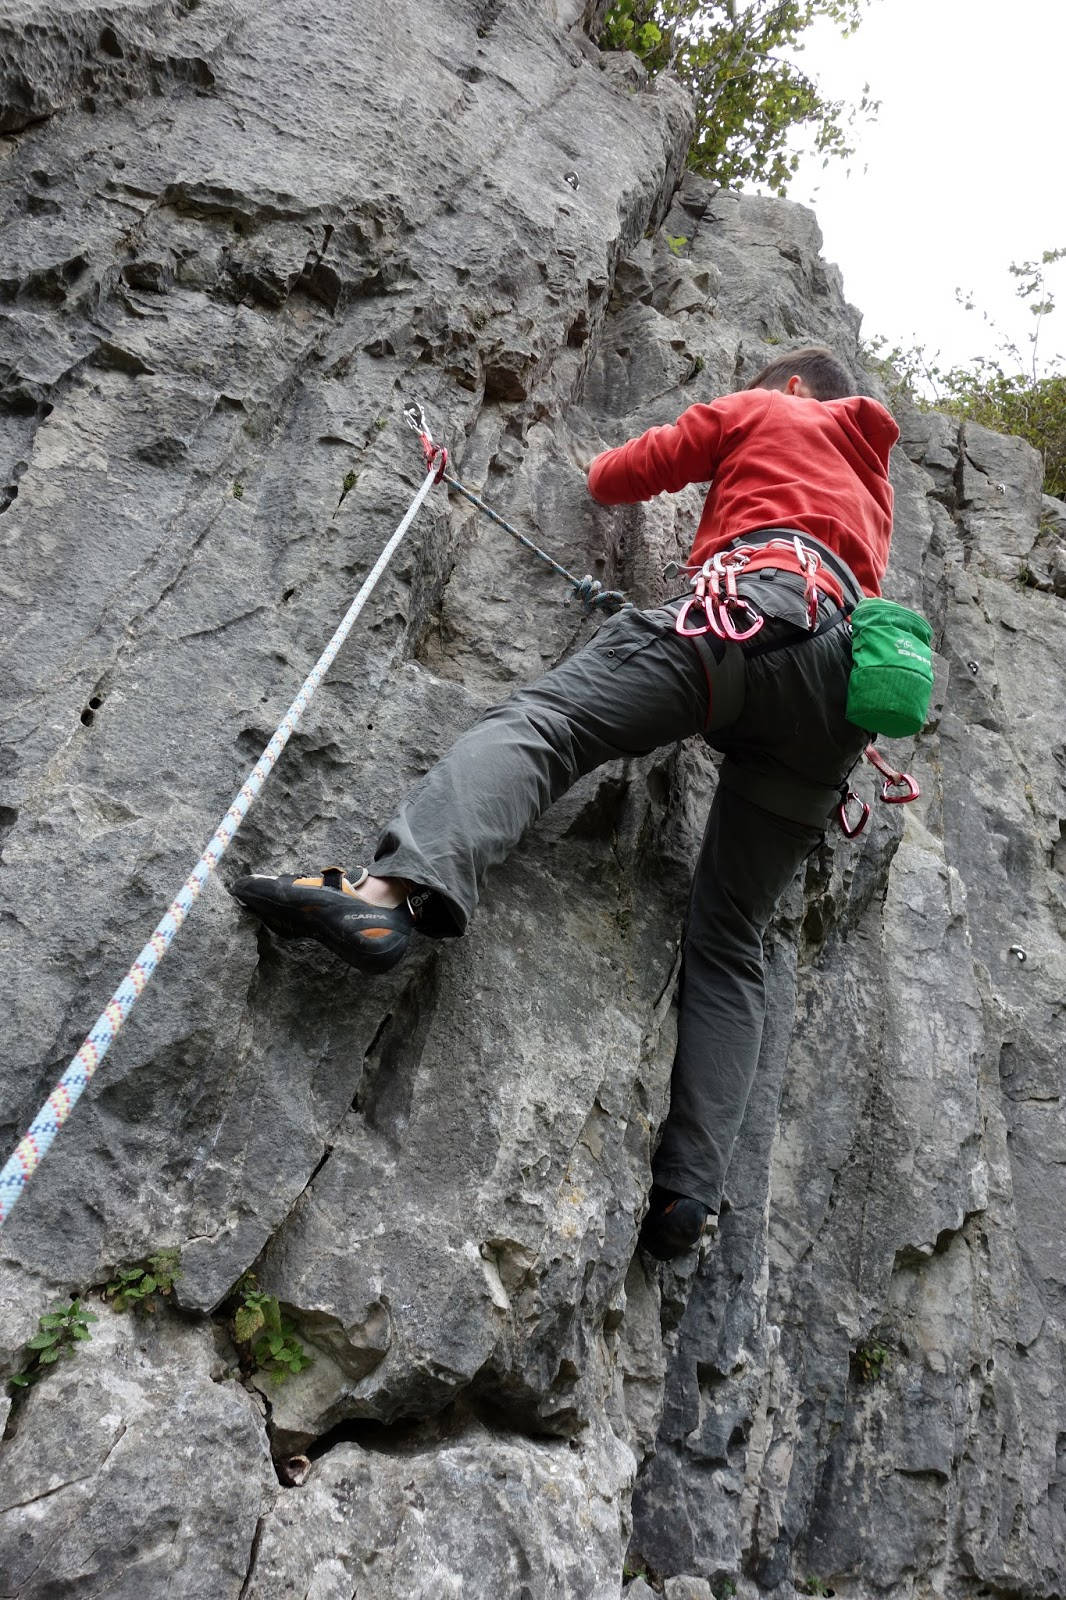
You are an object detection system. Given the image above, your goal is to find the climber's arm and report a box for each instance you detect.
[586,401,730,504]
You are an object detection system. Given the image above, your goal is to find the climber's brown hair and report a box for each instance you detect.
[746,346,854,401]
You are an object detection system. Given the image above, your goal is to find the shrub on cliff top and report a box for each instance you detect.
[867,249,1066,500]
[599,0,875,195]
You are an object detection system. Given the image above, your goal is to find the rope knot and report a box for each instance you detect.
[573,577,629,616]
[571,574,603,611]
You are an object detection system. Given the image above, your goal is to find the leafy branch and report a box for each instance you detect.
[599,0,878,195]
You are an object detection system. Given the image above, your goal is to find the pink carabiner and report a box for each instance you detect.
[710,549,764,641]
[675,593,721,638]
[715,598,764,642]
[676,563,725,639]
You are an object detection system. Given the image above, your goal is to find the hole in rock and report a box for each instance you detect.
[305,1409,462,1462]
[0,805,17,861]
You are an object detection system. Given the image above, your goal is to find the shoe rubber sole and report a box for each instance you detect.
[639,1192,709,1261]
[232,873,412,973]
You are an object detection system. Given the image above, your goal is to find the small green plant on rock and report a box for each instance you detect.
[333,468,360,520]
[233,1275,312,1383]
[799,1578,834,1598]
[8,1300,97,1389]
[712,1578,738,1599]
[232,480,245,499]
[104,1249,181,1313]
[623,1549,660,1586]
[853,1336,890,1384]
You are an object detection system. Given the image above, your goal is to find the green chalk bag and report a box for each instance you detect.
[846,598,934,737]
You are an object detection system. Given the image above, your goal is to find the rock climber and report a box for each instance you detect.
[232,345,899,1261]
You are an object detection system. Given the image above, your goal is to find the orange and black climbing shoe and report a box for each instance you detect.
[231,866,416,973]
[638,1185,711,1261]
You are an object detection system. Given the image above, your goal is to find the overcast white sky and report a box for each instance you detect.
[775,0,1066,376]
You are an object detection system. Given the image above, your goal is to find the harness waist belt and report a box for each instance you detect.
[728,528,865,608]
[735,547,844,608]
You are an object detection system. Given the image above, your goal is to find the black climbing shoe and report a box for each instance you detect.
[638,1185,711,1261]
[231,865,416,973]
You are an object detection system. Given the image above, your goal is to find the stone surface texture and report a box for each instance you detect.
[1,2,1064,1597]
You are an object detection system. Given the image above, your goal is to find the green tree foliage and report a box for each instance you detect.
[867,250,1066,500]
[598,0,874,194]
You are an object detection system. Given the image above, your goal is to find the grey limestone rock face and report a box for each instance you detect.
[244,1416,634,1600]
[0,1307,275,1597]
[2,2,1065,1598]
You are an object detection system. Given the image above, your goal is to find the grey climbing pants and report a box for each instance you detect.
[372,578,868,1213]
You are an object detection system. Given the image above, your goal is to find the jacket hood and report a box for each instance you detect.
[827,395,900,473]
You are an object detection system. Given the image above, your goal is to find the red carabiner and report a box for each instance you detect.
[421,437,448,484]
[837,789,871,837]
[675,564,725,639]
[403,401,448,484]
[863,744,920,804]
[675,587,727,639]
[879,771,920,803]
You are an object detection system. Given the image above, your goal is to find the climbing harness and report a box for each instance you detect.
[672,536,842,643]
[0,442,446,1229]
[837,744,920,838]
[403,403,627,615]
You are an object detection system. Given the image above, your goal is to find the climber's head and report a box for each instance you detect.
[745,346,854,401]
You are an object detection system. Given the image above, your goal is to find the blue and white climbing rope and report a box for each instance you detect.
[0,451,443,1228]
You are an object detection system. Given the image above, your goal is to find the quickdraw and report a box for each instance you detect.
[837,744,921,837]
[404,403,627,616]
[676,549,764,642]
[673,535,831,643]
[404,401,449,485]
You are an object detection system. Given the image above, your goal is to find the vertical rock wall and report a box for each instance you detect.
[1,3,1064,1597]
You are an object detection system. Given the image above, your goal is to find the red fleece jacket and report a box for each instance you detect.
[587,388,899,596]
